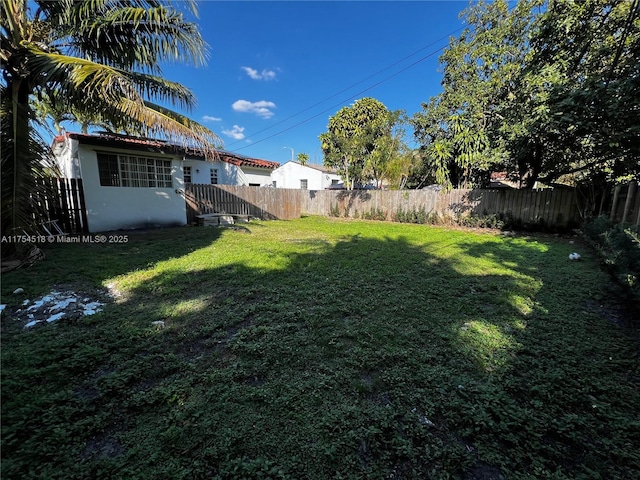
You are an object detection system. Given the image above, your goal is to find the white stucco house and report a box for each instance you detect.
[270,161,342,190]
[52,132,279,232]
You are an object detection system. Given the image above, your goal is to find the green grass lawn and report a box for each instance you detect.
[2,216,639,479]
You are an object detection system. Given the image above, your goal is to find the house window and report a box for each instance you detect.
[210,168,218,185]
[300,179,308,190]
[249,183,260,187]
[331,179,340,185]
[184,166,192,184]
[97,153,120,186]
[97,153,172,188]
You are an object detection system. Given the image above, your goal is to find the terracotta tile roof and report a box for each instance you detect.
[55,132,279,170]
[217,150,280,170]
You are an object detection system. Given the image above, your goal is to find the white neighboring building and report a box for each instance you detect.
[52,132,279,232]
[182,150,279,187]
[270,161,342,190]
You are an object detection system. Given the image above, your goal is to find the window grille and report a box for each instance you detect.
[97,153,172,188]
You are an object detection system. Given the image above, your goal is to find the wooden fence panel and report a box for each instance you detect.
[185,185,301,223]
[29,178,88,234]
[609,181,639,226]
[71,178,88,233]
[301,188,582,229]
[184,185,596,229]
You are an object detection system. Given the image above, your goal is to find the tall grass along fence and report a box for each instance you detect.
[31,178,88,234]
[185,184,302,224]
[302,188,582,230]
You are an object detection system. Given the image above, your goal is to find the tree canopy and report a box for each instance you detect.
[412,0,640,191]
[320,97,410,189]
[1,0,221,248]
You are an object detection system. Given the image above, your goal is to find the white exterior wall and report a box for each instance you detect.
[182,159,245,185]
[75,143,187,232]
[52,136,82,178]
[271,162,341,189]
[182,160,272,186]
[241,167,275,186]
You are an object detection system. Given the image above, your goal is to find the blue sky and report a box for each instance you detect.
[167,1,472,165]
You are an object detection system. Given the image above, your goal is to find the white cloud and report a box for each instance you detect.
[232,99,276,119]
[241,66,277,81]
[241,66,260,80]
[202,115,222,122]
[222,125,246,140]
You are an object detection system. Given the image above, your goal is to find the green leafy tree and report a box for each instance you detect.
[381,148,422,190]
[495,0,640,192]
[320,98,404,189]
[412,0,639,192]
[519,0,640,187]
[1,0,221,252]
[412,0,537,189]
[364,110,415,189]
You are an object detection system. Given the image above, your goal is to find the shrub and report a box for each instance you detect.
[394,207,431,224]
[394,208,504,229]
[582,215,640,304]
[460,214,505,229]
[330,204,340,217]
[362,207,386,221]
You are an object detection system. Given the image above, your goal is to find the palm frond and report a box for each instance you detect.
[118,98,223,158]
[1,0,25,44]
[25,44,199,112]
[112,70,197,110]
[23,47,218,154]
[60,1,207,71]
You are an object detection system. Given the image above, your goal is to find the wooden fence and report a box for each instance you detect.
[185,184,302,224]
[609,181,640,226]
[302,188,582,229]
[32,178,88,234]
[37,179,635,233]
[20,178,637,236]
[183,183,639,230]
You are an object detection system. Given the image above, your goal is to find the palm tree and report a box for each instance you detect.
[1,0,221,255]
[296,153,309,166]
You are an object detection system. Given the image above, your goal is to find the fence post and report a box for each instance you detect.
[77,179,88,233]
[610,185,622,221]
[621,181,637,224]
[57,178,72,232]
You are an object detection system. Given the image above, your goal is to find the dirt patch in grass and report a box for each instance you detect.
[2,284,115,329]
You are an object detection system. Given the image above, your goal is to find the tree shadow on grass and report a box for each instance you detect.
[2,226,639,480]
[0,225,226,302]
